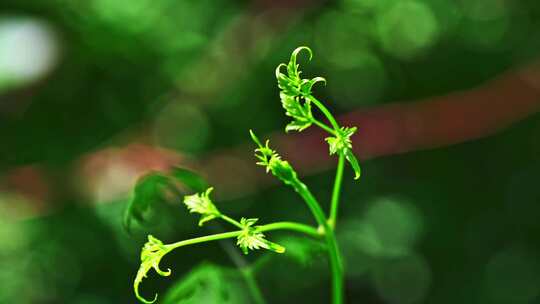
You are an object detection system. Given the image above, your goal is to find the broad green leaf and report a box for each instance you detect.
[170,167,209,193]
[161,263,251,304]
[124,173,172,234]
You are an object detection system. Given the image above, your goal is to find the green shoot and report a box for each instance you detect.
[131,46,362,304]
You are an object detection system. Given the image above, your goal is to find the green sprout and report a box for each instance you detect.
[183,187,220,226]
[131,46,362,304]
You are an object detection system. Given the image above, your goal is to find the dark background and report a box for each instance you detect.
[1,0,540,303]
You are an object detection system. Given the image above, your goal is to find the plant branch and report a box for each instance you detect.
[308,95,340,131]
[312,118,336,135]
[289,178,344,304]
[219,214,244,229]
[166,231,242,251]
[328,153,345,228]
[257,221,321,238]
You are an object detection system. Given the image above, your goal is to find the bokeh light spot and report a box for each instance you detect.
[377,1,440,60]
[363,198,423,257]
[0,17,59,92]
[373,254,431,304]
[153,102,211,153]
[483,246,540,304]
[339,197,424,278]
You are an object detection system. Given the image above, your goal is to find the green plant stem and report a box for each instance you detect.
[328,153,345,228]
[166,231,243,251]
[308,95,340,131]
[166,221,321,252]
[312,118,337,136]
[219,214,244,229]
[290,178,344,304]
[257,221,321,238]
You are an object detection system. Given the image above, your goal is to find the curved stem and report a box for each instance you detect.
[219,214,244,229]
[312,118,337,136]
[328,153,345,228]
[290,179,344,304]
[308,95,340,131]
[257,221,321,238]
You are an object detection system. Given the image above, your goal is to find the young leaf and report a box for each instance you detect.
[182,187,220,226]
[280,92,313,132]
[134,235,172,304]
[250,130,298,185]
[124,173,172,234]
[236,218,286,255]
[325,127,361,180]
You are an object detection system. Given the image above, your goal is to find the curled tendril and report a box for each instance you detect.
[276,46,328,133]
[288,46,312,80]
[134,235,172,304]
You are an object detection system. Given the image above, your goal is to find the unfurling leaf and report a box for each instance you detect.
[281,92,312,132]
[236,218,285,255]
[134,235,172,304]
[276,46,327,132]
[325,127,361,180]
[183,187,220,226]
[250,130,298,185]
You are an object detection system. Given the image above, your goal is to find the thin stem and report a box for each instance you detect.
[166,220,322,252]
[208,224,267,304]
[166,231,242,251]
[308,95,340,131]
[290,178,344,304]
[257,221,321,238]
[219,214,244,229]
[312,118,337,136]
[328,153,345,228]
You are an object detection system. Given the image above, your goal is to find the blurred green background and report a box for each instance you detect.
[1,0,540,303]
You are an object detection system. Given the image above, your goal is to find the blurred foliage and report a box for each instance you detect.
[161,263,251,304]
[1,0,540,303]
[123,167,208,233]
